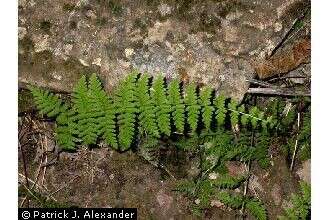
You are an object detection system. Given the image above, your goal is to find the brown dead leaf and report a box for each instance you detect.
[253,38,310,79]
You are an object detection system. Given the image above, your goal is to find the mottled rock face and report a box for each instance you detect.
[18,0,309,100]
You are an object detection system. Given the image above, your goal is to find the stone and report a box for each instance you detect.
[208,172,219,180]
[271,184,282,206]
[156,190,173,212]
[296,159,311,184]
[33,34,51,53]
[18,0,310,100]
[158,3,172,17]
[18,27,27,40]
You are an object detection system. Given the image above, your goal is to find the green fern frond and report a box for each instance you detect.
[228,99,239,127]
[88,74,118,148]
[151,75,171,136]
[249,106,261,129]
[211,174,246,189]
[71,75,99,145]
[136,74,160,138]
[199,87,214,130]
[245,198,267,220]
[280,182,310,220]
[114,72,139,150]
[28,86,68,117]
[218,191,244,209]
[168,79,185,133]
[55,109,78,150]
[215,93,227,127]
[184,84,201,133]
[254,132,271,168]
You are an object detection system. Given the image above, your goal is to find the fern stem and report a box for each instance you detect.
[227,108,266,123]
[290,112,301,171]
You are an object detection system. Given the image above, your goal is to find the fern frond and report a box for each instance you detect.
[211,174,246,189]
[228,99,239,127]
[55,109,78,150]
[136,74,160,138]
[88,73,118,148]
[254,132,271,168]
[28,86,68,117]
[168,79,185,133]
[71,75,100,145]
[249,106,261,129]
[215,93,227,127]
[151,75,171,136]
[245,198,267,220]
[184,84,201,133]
[199,87,214,130]
[115,72,138,150]
[217,191,244,209]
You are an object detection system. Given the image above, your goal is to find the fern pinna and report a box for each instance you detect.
[29,71,273,151]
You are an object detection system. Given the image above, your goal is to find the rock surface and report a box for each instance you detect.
[18,0,310,100]
[296,159,311,184]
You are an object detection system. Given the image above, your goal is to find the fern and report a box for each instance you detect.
[29,72,275,152]
[211,174,246,189]
[228,99,239,127]
[88,74,118,148]
[151,75,171,136]
[218,192,267,220]
[199,87,214,130]
[278,182,311,220]
[184,84,201,133]
[55,109,78,150]
[245,198,267,220]
[136,74,160,138]
[28,85,78,150]
[72,75,99,145]
[215,93,227,127]
[28,86,68,118]
[167,79,185,133]
[218,191,244,209]
[114,72,138,150]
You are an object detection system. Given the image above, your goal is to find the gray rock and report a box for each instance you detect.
[296,159,311,184]
[18,0,310,100]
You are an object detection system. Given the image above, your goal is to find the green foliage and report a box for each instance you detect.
[136,74,159,138]
[114,72,138,150]
[278,182,311,220]
[218,191,244,209]
[228,99,239,126]
[215,93,227,127]
[28,72,311,220]
[254,132,271,169]
[184,84,201,133]
[199,87,214,130]
[297,108,311,161]
[28,85,68,118]
[218,192,267,220]
[151,75,171,136]
[211,174,246,189]
[28,85,77,150]
[245,198,267,220]
[167,79,185,133]
[72,75,100,145]
[29,71,274,152]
